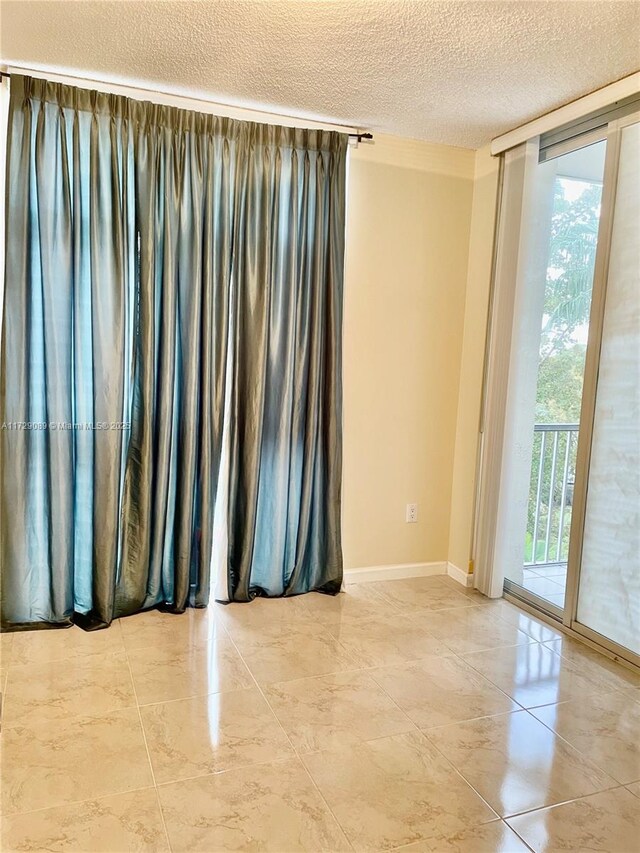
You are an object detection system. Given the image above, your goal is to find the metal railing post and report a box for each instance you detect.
[526,424,579,569]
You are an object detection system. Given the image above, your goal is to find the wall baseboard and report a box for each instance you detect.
[343,561,447,585]
[447,561,475,588]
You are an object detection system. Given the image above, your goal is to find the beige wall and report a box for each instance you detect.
[447,146,501,574]
[342,134,475,570]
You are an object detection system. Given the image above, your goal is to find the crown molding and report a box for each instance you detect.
[351,132,475,180]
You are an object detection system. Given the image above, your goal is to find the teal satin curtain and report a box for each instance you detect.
[1,76,346,628]
[222,125,346,601]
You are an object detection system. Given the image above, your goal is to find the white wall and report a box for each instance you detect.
[342,134,476,570]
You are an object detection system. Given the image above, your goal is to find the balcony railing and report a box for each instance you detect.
[525,423,579,568]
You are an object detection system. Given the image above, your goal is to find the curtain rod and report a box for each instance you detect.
[0,70,373,142]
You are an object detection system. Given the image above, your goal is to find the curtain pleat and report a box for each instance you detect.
[223,128,346,601]
[1,76,346,628]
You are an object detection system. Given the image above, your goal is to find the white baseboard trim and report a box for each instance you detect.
[344,561,447,585]
[447,561,475,588]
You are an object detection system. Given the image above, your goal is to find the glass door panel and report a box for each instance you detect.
[503,139,607,612]
[573,119,640,657]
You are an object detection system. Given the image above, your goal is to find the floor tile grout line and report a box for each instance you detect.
[447,646,552,711]
[258,666,420,737]
[154,754,312,789]
[446,649,534,710]
[219,638,538,689]
[416,727,501,821]
[135,682,255,709]
[220,627,426,746]
[501,817,537,853]
[144,733,640,797]
[423,718,628,824]
[4,593,636,845]
[358,671,423,735]
[414,687,625,800]
[457,642,637,706]
[0,783,162,822]
[365,650,526,727]
[1,652,141,729]
[501,819,537,853]
[345,593,637,797]
[418,707,526,735]
[501,781,632,821]
[385,818,535,853]
[122,620,173,853]
[228,675,509,851]
[221,620,357,851]
[419,721,628,826]
[521,702,633,786]
[4,645,129,672]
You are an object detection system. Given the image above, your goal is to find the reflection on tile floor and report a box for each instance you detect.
[1,574,639,852]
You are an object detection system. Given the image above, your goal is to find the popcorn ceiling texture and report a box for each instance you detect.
[1,0,638,148]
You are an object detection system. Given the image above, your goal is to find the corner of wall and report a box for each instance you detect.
[446,144,501,575]
[342,133,476,572]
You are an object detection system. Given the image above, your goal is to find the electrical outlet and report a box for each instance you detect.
[406,503,418,523]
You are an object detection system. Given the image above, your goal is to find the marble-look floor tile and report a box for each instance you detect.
[327,612,452,668]
[237,626,358,685]
[302,585,398,626]
[392,820,530,852]
[215,595,327,647]
[532,690,640,784]
[626,781,640,798]
[303,731,496,851]
[425,710,617,817]
[620,685,640,703]
[372,655,517,729]
[120,606,217,653]
[371,576,477,613]
[10,623,126,666]
[416,606,535,654]
[212,595,319,643]
[227,618,330,647]
[0,631,14,668]
[1,708,154,815]
[542,635,640,692]
[460,642,610,709]
[264,670,415,753]
[1,788,169,852]
[507,787,640,852]
[141,687,294,783]
[2,652,136,727]
[490,600,564,643]
[128,632,253,704]
[158,758,351,852]
[436,576,494,606]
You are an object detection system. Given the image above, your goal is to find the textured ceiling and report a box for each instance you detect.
[1,1,639,148]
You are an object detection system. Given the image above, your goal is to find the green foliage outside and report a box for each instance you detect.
[524,178,602,564]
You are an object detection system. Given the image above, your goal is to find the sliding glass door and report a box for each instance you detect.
[481,103,639,666]
[499,134,607,615]
[509,139,606,612]
[565,114,640,663]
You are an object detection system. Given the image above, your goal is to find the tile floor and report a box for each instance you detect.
[1,575,639,852]
[521,565,567,609]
